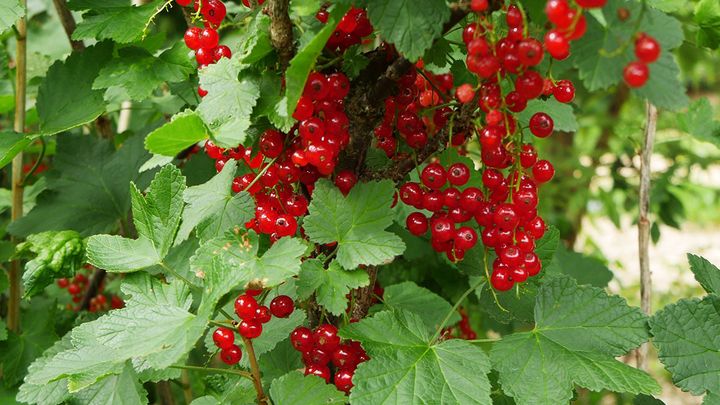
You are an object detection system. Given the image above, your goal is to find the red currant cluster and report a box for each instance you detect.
[290,324,368,394]
[623,33,660,88]
[211,291,295,365]
[373,68,454,157]
[440,307,478,340]
[317,6,373,52]
[57,270,124,312]
[177,0,231,97]
[399,162,480,262]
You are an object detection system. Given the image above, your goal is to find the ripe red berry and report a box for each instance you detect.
[291,326,313,352]
[545,0,572,27]
[274,214,298,237]
[195,48,214,65]
[544,30,570,60]
[213,327,235,349]
[184,27,202,50]
[430,217,455,243]
[259,129,284,158]
[255,306,272,323]
[313,324,340,351]
[506,5,523,28]
[623,61,649,88]
[68,283,81,295]
[270,295,295,318]
[305,364,331,383]
[234,294,259,320]
[238,320,263,339]
[199,28,219,49]
[635,34,660,63]
[334,368,355,393]
[529,112,554,138]
[454,227,478,251]
[421,163,447,190]
[517,38,544,67]
[471,0,488,12]
[575,0,607,8]
[406,212,429,236]
[447,163,471,186]
[176,0,192,6]
[57,278,69,288]
[220,345,242,365]
[335,170,358,196]
[213,45,232,61]
[515,71,544,100]
[532,160,555,183]
[491,268,514,291]
[553,80,575,103]
[331,344,358,368]
[455,83,475,104]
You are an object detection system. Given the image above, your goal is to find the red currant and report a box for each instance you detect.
[238,320,262,339]
[234,294,258,320]
[220,345,242,365]
[212,327,235,349]
[269,295,295,318]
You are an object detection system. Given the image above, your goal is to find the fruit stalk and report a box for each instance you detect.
[636,101,657,371]
[243,336,268,404]
[8,0,27,334]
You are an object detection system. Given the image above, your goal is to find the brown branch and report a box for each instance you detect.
[155,381,176,405]
[267,0,294,69]
[636,102,657,371]
[350,267,378,320]
[52,0,85,52]
[8,0,28,334]
[242,336,268,404]
[79,269,107,310]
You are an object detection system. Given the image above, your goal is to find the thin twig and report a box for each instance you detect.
[79,269,107,310]
[51,0,85,51]
[242,336,268,404]
[636,102,656,371]
[8,0,28,334]
[430,277,486,345]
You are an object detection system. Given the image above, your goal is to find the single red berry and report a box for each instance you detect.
[471,0,488,12]
[544,30,570,60]
[430,217,455,243]
[553,80,575,103]
[519,144,538,168]
[421,163,447,190]
[335,170,358,196]
[238,320,263,339]
[68,283,81,295]
[184,27,203,50]
[305,364,331,383]
[213,45,231,61]
[313,324,340,351]
[455,83,475,104]
[506,5,523,28]
[491,268,514,291]
[213,327,235,349]
[525,216,546,239]
[634,34,660,63]
[57,278,69,288]
[517,38,544,67]
[199,28,219,49]
[533,160,555,183]
[259,129,284,158]
[198,86,208,98]
[255,305,272,323]
[545,0,572,28]
[575,0,607,8]
[515,71,544,100]
[529,112,554,138]
[274,214,298,237]
[195,48,215,65]
[511,266,529,283]
[220,345,242,365]
[623,61,650,88]
[176,0,192,6]
[334,368,355,393]
[460,187,484,213]
[270,295,295,318]
[234,294,259,320]
[331,344,358,368]
[454,227,478,251]
[406,212,429,236]
[291,326,314,351]
[447,163,471,186]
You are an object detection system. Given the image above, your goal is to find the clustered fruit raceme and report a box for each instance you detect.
[374,67,454,157]
[317,6,374,52]
[57,267,124,312]
[440,307,478,340]
[211,290,295,365]
[177,0,232,97]
[623,32,661,88]
[290,323,368,394]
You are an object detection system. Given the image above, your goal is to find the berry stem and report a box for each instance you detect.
[170,364,254,380]
[467,338,501,343]
[430,276,486,345]
[242,336,268,404]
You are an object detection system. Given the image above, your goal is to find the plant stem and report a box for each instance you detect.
[636,101,656,371]
[8,0,28,334]
[52,0,85,51]
[242,336,268,404]
[430,277,486,344]
[267,0,294,69]
[180,369,194,403]
[171,365,254,380]
[467,338,501,343]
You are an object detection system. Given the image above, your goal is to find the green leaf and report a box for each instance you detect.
[70,0,164,44]
[0,299,58,387]
[197,58,261,148]
[36,43,112,135]
[232,12,273,67]
[677,98,720,148]
[279,3,350,123]
[17,334,74,405]
[0,320,6,342]
[696,0,720,49]
[377,281,460,330]
[258,339,304,384]
[340,309,492,405]
[191,230,305,310]
[10,135,151,237]
[71,363,148,405]
[16,230,84,298]
[176,160,255,244]
[341,46,370,79]
[518,98,578,133]
[130,164,186,258]
[86,235,161,272]
[269,371,346,405]
[0,131,31,169]
[544,244,614,287]
[145,110,208,157]
[240,311,306,366]
[688,254,720,294]
[120,272,192,310]
[94,44,195,101]
[634,394,666,405]
[632,52,689,111]
[29,287,206,391]
[366,0,450,62]
[297,259,369,315]
[649,295,720,396]
[291,0,322,17]
[303,179,405,269]
[0,0,24,34]
[490,276,659,404]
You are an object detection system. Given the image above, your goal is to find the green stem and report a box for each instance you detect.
[218,308,234,320]
[19,138,45,186]
[467,338,501,343]
[430,277,486,344]
[170,365,253,380]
